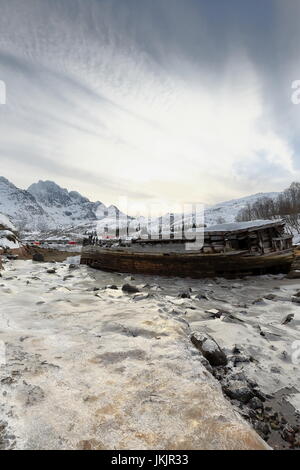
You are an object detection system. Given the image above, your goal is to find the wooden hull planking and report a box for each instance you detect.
[80,247,294,278]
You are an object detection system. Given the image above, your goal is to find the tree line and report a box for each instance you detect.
[236,182,300,234]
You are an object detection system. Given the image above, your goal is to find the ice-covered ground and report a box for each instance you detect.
[0,260,271,450]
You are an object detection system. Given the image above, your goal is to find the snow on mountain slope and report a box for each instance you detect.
[0,176,283,238]
[0,212,20,251]
[0,177,131,237]
[204,192,280,225]
[28,180,100,228]
[0,177,52,232]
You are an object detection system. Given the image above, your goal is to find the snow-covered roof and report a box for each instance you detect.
[204,219,284,235]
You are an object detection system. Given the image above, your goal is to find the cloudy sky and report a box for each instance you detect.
[0,0,300,210]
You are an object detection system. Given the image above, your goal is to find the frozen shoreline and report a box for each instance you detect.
[1,259,299,449]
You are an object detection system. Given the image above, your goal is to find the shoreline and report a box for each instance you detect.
[0,256,299,449]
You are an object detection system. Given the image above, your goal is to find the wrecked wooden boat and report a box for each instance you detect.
[80,220,294,278]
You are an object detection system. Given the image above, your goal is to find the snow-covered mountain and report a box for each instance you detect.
[0,176,281,239]
[0,177,51,232]
[204,192,280,225]
[28,180,100,228]
[0,177,127,237]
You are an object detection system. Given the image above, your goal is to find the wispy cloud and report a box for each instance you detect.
[0,0,299,206]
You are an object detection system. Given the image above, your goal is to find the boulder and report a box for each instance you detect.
[248,397,264,410]
[68,264,79,270]
[191,332,227,366]
[281,314,294,325]
[222,380,254,404]
[178,290,191,299]
[47,268,56,274]
[6,254,18,260]
[122,284,140,294]
[32,253,44,262]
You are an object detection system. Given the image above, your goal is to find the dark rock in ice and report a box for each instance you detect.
[122,284,140,294]
[178,291,191,299]
[264,294,277,301]
[226,371,247,382]
[132,293,151,301]
[190,332,227,367]
[249,397,264,410]
[47,268,56,274]
[230,354,252,365]
[32,253,44,262]
[270,366,281,374]
[222,380,254,404]
[6,254,18,260]
[252,298,266,305]
[69,264,79,270]
[254,421,270,437]
[221,313,245,323]
[281,424,296,444]
[281,313,294,325]
[194,293,209,300]
[205,308,221,318]
[106,285,118,290]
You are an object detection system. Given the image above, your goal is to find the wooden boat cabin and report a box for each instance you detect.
[80,219,294,278]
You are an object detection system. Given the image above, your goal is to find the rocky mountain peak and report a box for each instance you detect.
[28,180,72,207]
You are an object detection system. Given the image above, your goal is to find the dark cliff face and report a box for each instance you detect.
[28,180,73,207]
[27,180,101,224]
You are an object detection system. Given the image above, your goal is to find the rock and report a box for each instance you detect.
[264,294,277,301]
[122,284,140,294]
[132,293,150,301]
[190,332,227,366]
[6,254,18,260]
[226,371,247,382]
[281,424,296,444]
[32,253,44,262]
[254,421,270,437]
[178,291,191,299]
[281,314,294,325]
[106,285,118,290]
[220,313,244,323]
[205,308,221,318]
[222,380,254,404]
[47,268,56,274]
[291,296,300,304]
[248,397,264,410]
[230,354,251,365]
[68,264,79,270]
[194,293,209,300]
[252,298,265,305]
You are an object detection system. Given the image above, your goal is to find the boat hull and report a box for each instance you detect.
[80,247,294,278]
